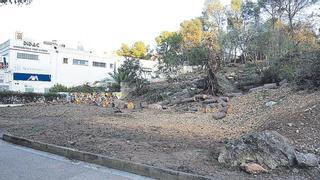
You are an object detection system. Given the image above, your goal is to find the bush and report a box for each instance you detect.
[49,83,106,93]
[0,91,65,104]
[68,84,97,93]
[49,84,68,93]
[260,66,281,84]
[295,50,320,89]
[107,83,121,92]
[261,52,300,84]
[109,59,149,90]
[44,93,65,101]
[260,49,320,89]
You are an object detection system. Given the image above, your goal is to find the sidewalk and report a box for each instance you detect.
[0,140,152,180]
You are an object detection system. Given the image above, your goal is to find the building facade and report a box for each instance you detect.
[0,33,158,93]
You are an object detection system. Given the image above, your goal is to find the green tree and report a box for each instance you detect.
[155,31,183,67]
[109,60,148,90]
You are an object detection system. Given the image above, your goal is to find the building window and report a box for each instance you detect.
[17,53,38,60]
[63,58,68,64]
[110,63,114,69]
[93,61,106,68]
[25,87,34,93]
[73,59,88,66]
[44,88,50,93]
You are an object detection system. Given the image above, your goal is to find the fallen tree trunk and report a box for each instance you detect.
[178,97,195,104]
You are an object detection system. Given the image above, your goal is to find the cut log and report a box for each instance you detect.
[202,98,219,104]
[249,86,264,93]
[193,94,214,101]
[263,83,278,89]
[179,97,195,104]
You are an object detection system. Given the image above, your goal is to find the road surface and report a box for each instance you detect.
[0,140,152,180]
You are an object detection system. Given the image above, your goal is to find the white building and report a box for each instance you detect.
[0,33,158,93]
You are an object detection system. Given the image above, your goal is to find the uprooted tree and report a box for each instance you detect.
[204,32,221,95]
[155,18,222,95]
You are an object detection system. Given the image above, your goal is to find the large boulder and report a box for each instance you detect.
[218,130,297,169]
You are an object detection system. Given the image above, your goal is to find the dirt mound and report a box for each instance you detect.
[1,86,320,179]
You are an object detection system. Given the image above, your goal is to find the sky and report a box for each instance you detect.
[0,0,221,54]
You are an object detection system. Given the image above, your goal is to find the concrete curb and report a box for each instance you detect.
[2,134,212,180]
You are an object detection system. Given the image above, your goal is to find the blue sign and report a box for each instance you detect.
[13,73,51,82]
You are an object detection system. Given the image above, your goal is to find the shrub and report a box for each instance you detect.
[295,50,320,89]
[49,83,106,93]
[260,49,320,89]
[107,83,121,92]
[0,91,64,104]
[109,59,149,90]
[68,84,95,93]
[260,66,281,84]
[49,84,68,93]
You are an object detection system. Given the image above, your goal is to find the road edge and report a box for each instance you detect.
[2,133,212,180]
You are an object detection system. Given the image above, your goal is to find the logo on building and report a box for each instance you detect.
[27,75,39,81]
[23,41,40,48]
[13,73,51,82]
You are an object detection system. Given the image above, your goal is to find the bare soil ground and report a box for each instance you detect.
[0,87,319,179]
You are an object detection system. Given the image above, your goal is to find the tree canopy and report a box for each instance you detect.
[153,0,320,93]
[116,41,150,60]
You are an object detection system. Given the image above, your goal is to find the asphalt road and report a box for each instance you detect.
[0,140,152,180]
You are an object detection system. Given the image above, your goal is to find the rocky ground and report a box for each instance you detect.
[0,85,319,179]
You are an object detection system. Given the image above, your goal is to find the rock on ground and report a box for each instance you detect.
[218,130,297,169]
[241,163,268,174]
[213,111,226,120]
[295,152,319,168]
[113,99,127,109]
[147,104,163,110]
[265,101,277,108]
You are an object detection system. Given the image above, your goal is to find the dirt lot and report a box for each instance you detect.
[0,87,319,179]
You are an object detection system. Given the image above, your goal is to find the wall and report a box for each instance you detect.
[115,57,159,81]
[9,39,53,93]
[53,49,115,87]
[0,92,65,104]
